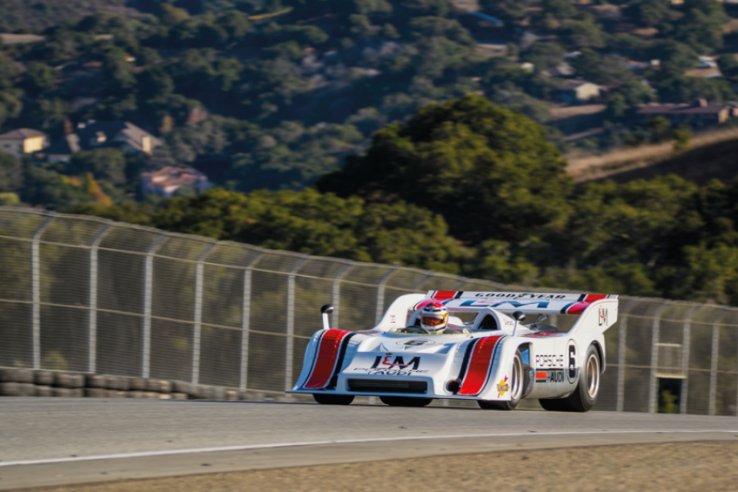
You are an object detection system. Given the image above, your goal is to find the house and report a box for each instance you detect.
[140,167,212,198]
[638,99,738,125]
[539,62,574,78]
[0,128,48,159]
[555,80,602,103]
[45,121,162,163]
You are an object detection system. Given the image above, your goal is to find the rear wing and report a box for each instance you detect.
[426,291,618,315]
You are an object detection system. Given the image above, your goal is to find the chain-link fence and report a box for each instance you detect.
[1,207,737,415]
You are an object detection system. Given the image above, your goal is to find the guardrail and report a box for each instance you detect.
[0,207,737,415]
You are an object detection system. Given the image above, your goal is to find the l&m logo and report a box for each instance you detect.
[371,354,421,370]
[598,307,608,326]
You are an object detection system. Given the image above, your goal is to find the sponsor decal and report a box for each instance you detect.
[497,376,509,398]
[354,355,427,376]
[598,307,608,327]
[389,314,397,324]
[535,354,564,369]
[567,340,578,384]
[460,300,551,309]
[403,339,435,346]
[473,293,569,300]
[535,370,564,383]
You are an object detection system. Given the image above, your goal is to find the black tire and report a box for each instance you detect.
[539,344,601,413]
[34,371,55,386]
[538,398,570,411]
[380,396,433,407]
[478,349,524,411]
[313,393,355,405]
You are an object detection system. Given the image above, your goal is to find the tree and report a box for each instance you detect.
[480,0,531,26]
[24,61,56,96]
[317,95,571,244]
[67,148,128,186]
[522,42,566,71]
[559,21,606,50]
[70,188,472,271]
[0,152,23,192]
[648,116,671,143]
[717,55,738,77]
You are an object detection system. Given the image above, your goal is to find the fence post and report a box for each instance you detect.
[240,249,264,391]
[285,255,310,392]
[88,222,112,374]
[30,214,54,370]
[375,264,399,325]
[331,261,355,331]
[616,299,638,413]
[709,310,729,415]
[191,241,217,385]
[679,305,700,415]
[142,233,167,378]
[648,302,671,413]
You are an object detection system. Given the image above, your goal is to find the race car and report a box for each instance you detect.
[291,291,618,412]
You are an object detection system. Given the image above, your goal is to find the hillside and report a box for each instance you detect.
[568,127,738,183]
[0,0,137,33]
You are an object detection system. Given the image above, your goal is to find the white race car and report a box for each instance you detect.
[292,291,618,412]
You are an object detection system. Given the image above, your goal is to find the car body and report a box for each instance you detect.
[291,291,619,411]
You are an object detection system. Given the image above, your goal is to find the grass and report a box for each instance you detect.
[566,125,738,183]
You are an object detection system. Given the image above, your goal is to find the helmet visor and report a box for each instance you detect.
[421,315,445,327]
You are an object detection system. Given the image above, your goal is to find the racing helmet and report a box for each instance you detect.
[419,302,448,331]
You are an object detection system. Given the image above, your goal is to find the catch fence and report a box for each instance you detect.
[0,207,737,415]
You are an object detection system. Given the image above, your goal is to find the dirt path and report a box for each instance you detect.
[24,441,738,492]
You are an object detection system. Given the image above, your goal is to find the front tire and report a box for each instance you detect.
[313,393,354,405]
[539,344,600,412]
[380,396,432,407]
[478,349,524,411]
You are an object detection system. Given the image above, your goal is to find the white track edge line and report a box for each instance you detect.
[2,429,737,468]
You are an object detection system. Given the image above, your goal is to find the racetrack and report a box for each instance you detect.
[2,398,738,490]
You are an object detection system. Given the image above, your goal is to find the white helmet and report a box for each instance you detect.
[418,302,448,332]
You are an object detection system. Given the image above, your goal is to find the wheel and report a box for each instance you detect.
[313,393,354,405]
[538,398,570,411]
[539,344,600,413]
[477,349,524,410]
[380,396,432,407]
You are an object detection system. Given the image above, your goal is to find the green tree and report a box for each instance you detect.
[67,148,128,186]
[24,62,57,96]
[317,95,571,244]
[522,42,566,71]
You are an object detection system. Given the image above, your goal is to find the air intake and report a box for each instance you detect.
[347,379,427,394]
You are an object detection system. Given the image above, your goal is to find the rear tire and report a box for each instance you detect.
[477,349,524,411]
[539,344,601,412]
[313,393,354,405]
[380,396,432,407]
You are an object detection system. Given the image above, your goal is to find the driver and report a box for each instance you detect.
[418,302,449,332]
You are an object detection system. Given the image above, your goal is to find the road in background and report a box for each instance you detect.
[2,398,738,490]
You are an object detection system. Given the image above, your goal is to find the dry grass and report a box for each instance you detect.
[566,126,738,183]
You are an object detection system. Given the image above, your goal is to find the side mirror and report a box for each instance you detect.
[321,304,334,330]
[512,311,525,336]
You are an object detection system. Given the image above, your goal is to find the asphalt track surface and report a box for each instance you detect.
[2,398,738,490]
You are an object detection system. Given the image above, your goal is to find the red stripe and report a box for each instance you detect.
[432,291,457,300]
[536,371,547,380]
[566,302,590,315]
[458,336,504,396]
[584,294,607,302]
[304,330,351,390]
